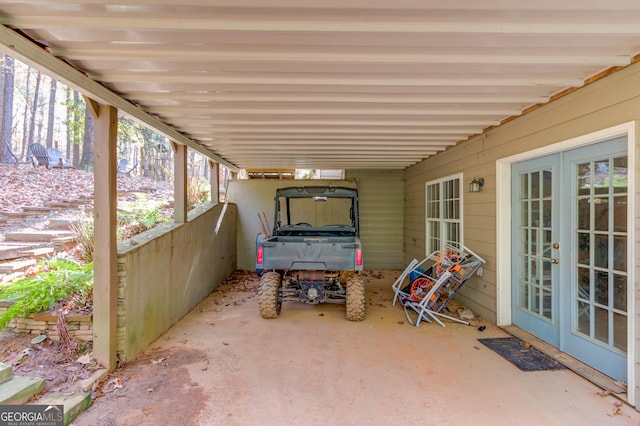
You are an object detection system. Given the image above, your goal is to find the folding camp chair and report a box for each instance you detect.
[393,245,486,327]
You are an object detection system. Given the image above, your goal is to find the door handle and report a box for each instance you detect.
[550,258,559,264]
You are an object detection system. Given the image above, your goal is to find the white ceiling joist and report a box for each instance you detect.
[150,106,523,116]
[167,119,501,126]
[0,25,239,171]
[55,47,630,67]
[7,16,640,36]
[1,1,639,170]
[123,92,550,104]
[93,72,585,88]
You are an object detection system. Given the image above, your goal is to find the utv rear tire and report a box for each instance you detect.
[345,274,366,321]
[258,272,282,319]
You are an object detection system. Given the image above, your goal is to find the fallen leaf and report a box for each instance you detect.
[76,353,93,364]
[151,356,168,365]
[609,401,623,417]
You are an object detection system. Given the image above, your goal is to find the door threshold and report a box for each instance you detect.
[502,325,628,399]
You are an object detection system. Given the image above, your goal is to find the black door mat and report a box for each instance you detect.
[478,337,567,372]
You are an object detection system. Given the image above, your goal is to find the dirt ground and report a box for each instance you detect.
[0,163,174,239]
[0,328,98,394]
[0,163,173,396]
[71,271,639,426]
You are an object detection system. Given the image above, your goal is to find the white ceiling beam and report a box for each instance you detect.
[56,46,630,66]
[124,92,548,104]
[211,140,457,146]
[218,149,441,155]
[7,16,640,36]
[93,72,584,87]
[228,146,441,152]
[228,153,434,159]
[186,128,481,135]
[152,106,523,116]
[220,151,441,157]
[110,82,558,95]
[195,135,465,142]
[8,0,640,11]
[190,134,468,139]
[0,25,239,171]
[173,119,500,126]
[238,161,424,168]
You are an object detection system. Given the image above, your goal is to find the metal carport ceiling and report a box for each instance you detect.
[0,0,639,170]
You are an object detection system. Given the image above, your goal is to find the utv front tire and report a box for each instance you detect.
[258,272,282,319]
[345,274,366,321]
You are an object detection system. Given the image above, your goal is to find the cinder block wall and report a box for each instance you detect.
[116,202,237,361]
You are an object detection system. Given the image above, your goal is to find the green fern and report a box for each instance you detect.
[0,257,93,329]
[118,194,169,239]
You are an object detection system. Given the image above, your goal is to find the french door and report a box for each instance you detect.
[512,137,628,381]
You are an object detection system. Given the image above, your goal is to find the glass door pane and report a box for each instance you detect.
[512,154,559,347]
[562,136,628,382]
[518,169,553,320]
[574,156,628,352]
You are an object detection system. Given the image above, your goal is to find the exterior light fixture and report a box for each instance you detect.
[469,177,485,193]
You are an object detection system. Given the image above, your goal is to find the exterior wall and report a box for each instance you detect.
[636,120,640,409]
[405,141,497,322]
[227,170,405,271]
[346,169,404,269]
[404,60,640,407]
[116,202,237,361]
[405,62,640,321]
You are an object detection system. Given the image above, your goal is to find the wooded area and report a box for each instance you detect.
[0,52,203,182]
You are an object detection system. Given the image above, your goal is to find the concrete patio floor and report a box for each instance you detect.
[74,271,640,425]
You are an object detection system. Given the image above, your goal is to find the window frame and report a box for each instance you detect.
[425,173,464,255]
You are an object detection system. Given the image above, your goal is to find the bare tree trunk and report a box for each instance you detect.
[27,70,41,146]
[78,105,94,170]
[21,67,31,156]
[72,91,80,166]
[65,87,72,159]
[0,53,7,163]
[46,78,57,148]
[37,120,43,145]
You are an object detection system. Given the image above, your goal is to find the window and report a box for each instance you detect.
[426,174,462,254]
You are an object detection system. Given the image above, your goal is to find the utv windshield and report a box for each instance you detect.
[273,187,359,237]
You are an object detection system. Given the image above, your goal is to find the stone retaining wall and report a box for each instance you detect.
[0,301,92,342]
